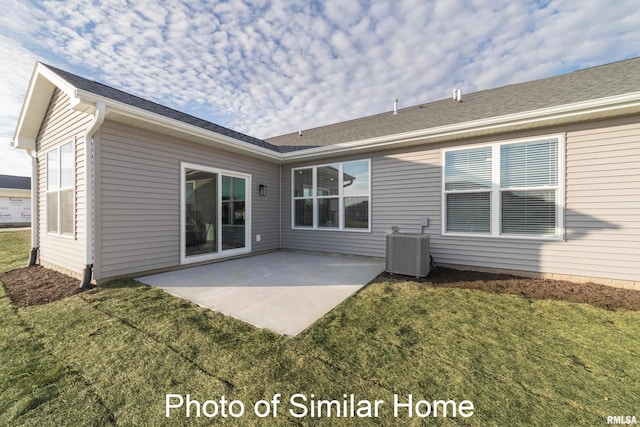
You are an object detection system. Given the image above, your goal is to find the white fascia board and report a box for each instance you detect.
[74,90,282,161]
[281,91,640,161]
[37,63,79,100]
[12,63,81,150]
[12,64,44,150]
[19,65,640,164]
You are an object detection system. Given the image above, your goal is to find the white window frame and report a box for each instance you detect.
[180,162,252,265]
[442,135,565,240]
[46,141,75,237]
[291,159,371,232]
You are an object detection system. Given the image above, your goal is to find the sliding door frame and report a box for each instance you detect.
[180,162,252,265]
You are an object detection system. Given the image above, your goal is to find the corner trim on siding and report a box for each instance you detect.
[27,150,39,261]
[279,163,282,249]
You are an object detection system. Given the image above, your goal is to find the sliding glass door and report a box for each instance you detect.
[221,176,246,250]
[181,163,250,264]
[185,168,219,257]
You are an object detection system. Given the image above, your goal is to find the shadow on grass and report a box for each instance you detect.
[427,266,520,284]
[372,266,521,286]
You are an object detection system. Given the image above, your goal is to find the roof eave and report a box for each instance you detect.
[280,91,640,162]
[12,64,280,161]
[75,89,282,161]
[13,63,640,163]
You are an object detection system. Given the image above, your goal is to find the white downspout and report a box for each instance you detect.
[27,150,38,266]
[80,102,105,287]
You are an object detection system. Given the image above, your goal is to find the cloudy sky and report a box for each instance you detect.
[1,0,639,177]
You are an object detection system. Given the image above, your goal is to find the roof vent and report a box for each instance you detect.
[452,88,462,102]
[298,129,302,136]
[393,98,399,115]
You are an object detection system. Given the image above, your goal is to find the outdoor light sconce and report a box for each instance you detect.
[258,184,268,196]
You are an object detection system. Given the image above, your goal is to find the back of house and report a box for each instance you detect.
[11,57,640,288]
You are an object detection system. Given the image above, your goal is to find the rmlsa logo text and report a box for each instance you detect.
[607,415,637,425]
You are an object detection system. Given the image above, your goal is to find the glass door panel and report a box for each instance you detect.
[185,169,217,257]
[221,175,246,250]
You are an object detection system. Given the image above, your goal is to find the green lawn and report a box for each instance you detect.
[1,230,638,425]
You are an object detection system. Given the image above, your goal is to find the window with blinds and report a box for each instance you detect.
[444,147,492,233]
[500,140,558,236]
[443,137,562,238]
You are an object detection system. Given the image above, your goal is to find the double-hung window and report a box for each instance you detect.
[47,141,74,235]
[443,136,562,239]
[444,146,492,233]
[292,159,370,231]
[500,139,559,235]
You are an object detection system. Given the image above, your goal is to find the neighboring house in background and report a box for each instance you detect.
[0,175,31,228]
[11,58,640,288]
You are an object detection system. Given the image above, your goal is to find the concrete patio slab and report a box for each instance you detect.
[137,251,385,336]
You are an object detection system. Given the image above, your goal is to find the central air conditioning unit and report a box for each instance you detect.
[385,233,430,277]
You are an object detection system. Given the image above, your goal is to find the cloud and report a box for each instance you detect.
[1,0,639,180]
[322,0,364,30]
[0,34,38,176]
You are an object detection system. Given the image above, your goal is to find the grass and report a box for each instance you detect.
[0,229,31,273]
[1,229,639,425]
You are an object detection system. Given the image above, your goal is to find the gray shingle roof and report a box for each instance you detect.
[0,175,31,190]
[42,64,282,153]
[266,56,640,148]
[42,57,640,154]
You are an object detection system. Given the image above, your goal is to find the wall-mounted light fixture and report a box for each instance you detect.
[258,184,267,197]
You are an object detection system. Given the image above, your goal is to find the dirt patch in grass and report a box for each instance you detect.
[0,266,92,307]
[380,267,640,311]
[3,263,639,312]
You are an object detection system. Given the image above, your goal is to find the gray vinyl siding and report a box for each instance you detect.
[36,88,92,277]
[94,120,280,281]
[282,115,640,282]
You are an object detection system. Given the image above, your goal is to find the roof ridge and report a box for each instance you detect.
[35,56,640,152]
[267,55,640,148]
[269,55,640,142]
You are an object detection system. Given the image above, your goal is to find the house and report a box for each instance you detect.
[0,175,31,228]
[11,58,640,289]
